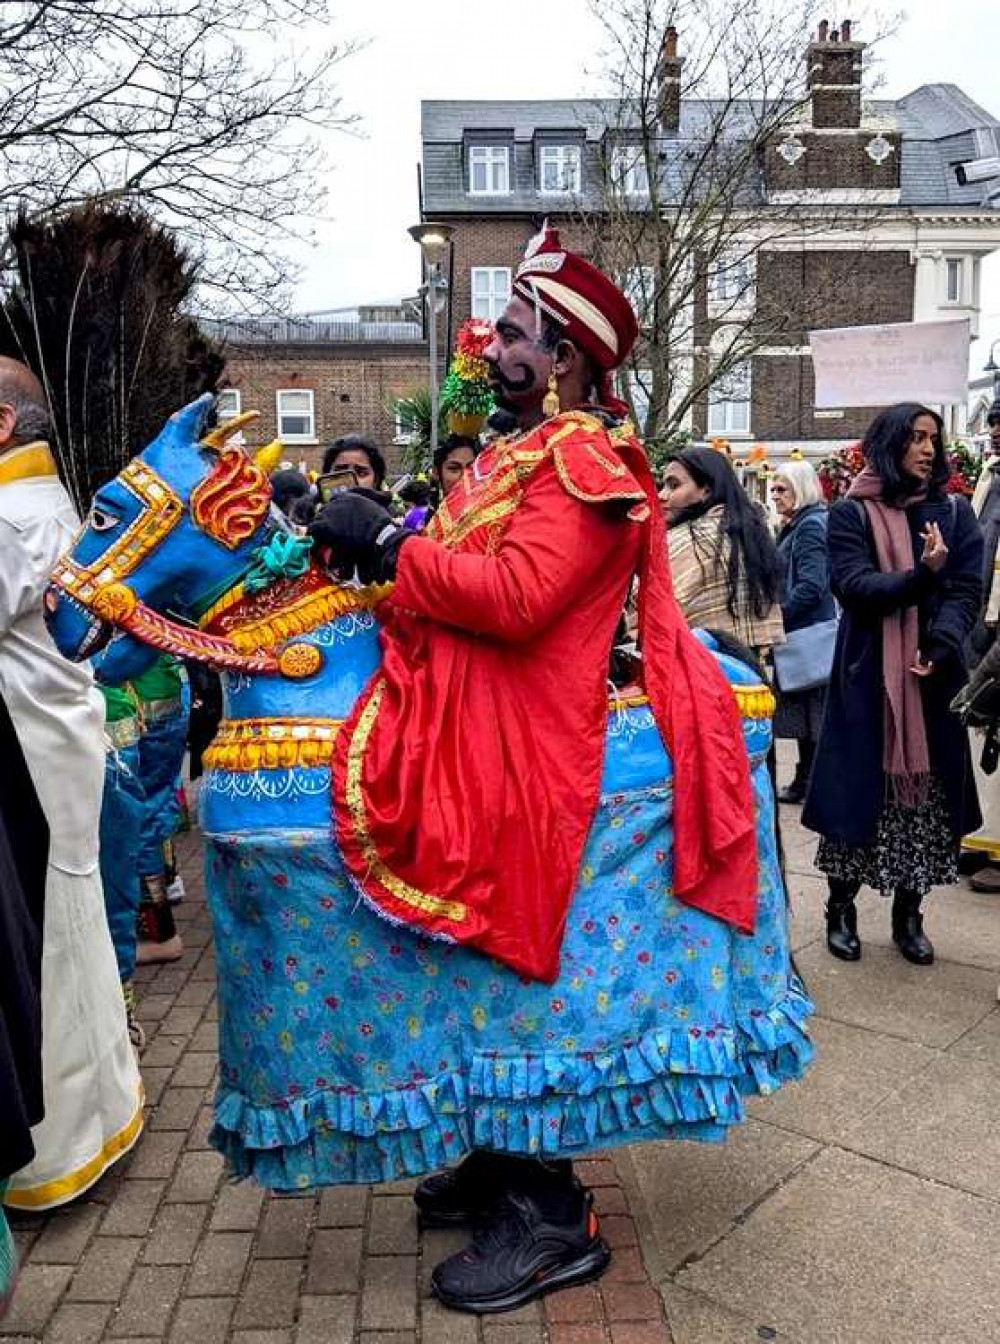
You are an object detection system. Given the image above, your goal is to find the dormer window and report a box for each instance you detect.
[609,145,650,199]
[468,145,510,195]
[539,144,582,195]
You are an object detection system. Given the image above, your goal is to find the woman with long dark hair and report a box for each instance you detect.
[659,446,784,658]
[803,403,982,966]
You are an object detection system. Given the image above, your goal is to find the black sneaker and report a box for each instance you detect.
[430,1187,610,1315]
[414,1151,528,1229]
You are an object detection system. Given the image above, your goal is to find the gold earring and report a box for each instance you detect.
[542,372,561,418]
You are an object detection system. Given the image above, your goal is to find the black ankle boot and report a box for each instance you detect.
[826,880,861,961]
[891,889,934,965]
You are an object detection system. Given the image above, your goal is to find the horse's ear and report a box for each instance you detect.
[171,394,216,440]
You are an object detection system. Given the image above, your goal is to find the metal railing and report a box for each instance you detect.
[200,317,425,345]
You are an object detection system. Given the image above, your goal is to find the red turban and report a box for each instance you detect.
[513,223,639,413]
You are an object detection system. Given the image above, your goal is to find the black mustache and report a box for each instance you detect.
[487,361,536,394]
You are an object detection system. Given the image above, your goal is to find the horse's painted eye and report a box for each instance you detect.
[91,506,119,532]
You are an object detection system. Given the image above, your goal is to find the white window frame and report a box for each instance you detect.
[393,406,416,447]
[275,388,316,444]
[609,145,650,199]
[215,388,241,421]
[622,265,655,325]
[943,256,965,305]
[470,266,511,322]
[468,144,511,196]
[706,360,752,437]
[707,248,756,316]
[538,143,582,196]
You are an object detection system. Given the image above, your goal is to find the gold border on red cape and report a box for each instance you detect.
[342,678,468,925]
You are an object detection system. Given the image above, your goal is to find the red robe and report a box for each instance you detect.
[331,411,757,983]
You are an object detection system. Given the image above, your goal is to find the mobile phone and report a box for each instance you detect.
[317,467,359,502]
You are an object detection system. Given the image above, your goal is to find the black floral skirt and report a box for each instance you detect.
[816,776,959,895]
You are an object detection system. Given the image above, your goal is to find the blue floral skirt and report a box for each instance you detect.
[207,757,813,1190]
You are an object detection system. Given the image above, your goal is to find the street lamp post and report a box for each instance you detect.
[985,337,1000,399]
[408,223,454,464]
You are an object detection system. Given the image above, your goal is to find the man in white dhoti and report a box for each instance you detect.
[0,358,143,1210]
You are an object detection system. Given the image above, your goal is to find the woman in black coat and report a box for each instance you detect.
[771,460,836,803]
[802,404,982,967]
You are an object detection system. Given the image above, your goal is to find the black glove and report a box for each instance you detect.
[308,490,411,583]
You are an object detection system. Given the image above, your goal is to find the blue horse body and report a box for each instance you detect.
[46,396,813,1189]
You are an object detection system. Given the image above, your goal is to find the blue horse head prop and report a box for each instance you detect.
[47,395,287,682]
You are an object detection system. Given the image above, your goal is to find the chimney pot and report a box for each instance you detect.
[817,19,829,40]
[830,26,839,41]
[840,18,852,40]
[663,25,678,58]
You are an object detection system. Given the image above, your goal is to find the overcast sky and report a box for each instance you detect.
[296,0,1000,373]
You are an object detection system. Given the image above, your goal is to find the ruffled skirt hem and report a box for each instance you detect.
[210,980,814,1189]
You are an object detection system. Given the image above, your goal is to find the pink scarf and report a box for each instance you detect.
[846,468,931,807]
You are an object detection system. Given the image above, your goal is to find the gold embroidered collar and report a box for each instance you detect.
[0,441,58,486]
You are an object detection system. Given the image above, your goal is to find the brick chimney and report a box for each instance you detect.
[656,26,684,132]
[806,19,865,129]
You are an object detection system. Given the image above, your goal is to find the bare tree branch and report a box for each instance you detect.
[572,0,901,452]
[0,0,360,309]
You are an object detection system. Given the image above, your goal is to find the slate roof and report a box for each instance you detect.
[421,84,1000,214]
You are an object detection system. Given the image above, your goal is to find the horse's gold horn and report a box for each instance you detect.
[254,439,285,475]
[202,409,260,450]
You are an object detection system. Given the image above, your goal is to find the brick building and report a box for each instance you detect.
[204,308,428,471]
[419,22,1000,457]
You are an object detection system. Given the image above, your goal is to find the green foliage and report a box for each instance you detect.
[642,427,693,482]
[391,388,447,475]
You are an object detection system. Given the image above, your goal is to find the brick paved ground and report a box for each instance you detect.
[7,775,1000,1343]
[1,826,672,1344]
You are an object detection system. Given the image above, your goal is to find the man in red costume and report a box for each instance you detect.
[311,225,758,1312]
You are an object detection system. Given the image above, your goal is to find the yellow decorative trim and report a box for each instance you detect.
[220,583,391,655]
[609,692,651,710]
[90,582,138,624]
[551,442,646,507]
[733,684,776,719]
[0,441,58,485]
[443,497,520,552]
[608,684,774,720]
[203,716,344,771]
[50,459,184,603]
[199,582,249,628]
[4,1088,144,1211]
[345,682,467,923]
[278,642,323,680]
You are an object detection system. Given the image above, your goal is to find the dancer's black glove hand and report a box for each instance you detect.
[308,491,411,583]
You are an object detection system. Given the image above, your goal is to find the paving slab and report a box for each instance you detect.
[661,1282,784,1344]
[794,940,996,1047]
[838,1051,1000,1201]
[746,1015,937,1143]
[784,872,827,953]
[625,1120,818,1273]
[675,1147,1000,1344]
[946,1004,1000,1064]
[849,885,1000,971]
